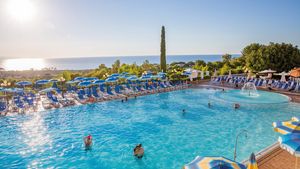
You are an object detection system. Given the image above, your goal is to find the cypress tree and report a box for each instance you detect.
[160,26,167,72]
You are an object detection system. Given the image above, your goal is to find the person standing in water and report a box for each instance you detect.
[133,144,144,158]
[84,135,93,147]
[182,109,186,116]
[234,103,240,109]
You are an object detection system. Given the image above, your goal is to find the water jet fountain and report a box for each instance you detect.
[241,82,259,97]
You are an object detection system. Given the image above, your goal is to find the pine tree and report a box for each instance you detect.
[160,26,167,72]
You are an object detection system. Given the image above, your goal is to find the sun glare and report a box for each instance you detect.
[3,58,45,70]
[6,0,36,22]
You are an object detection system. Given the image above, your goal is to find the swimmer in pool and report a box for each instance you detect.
[84,135,93,147]
[133,144,144,158]
[234,103,240,109]
[182,109,186,116]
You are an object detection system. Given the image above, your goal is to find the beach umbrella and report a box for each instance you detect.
[127,76,138,81]
[120,72,129,77]
[181,72,191,76]
[66,80,79,84]
[258,69,276,74]
[74,77,85,81]
[278,71,288,82]
[142,71,152,76]
[278,133,300,169]
[140,76,151,81]
[35,79,50,85]
[52,82,58,88]
[83,77,98,81]
[2,88,23,93]
[16,81,32,87]
[109,73,119,78]
[290,68,300,78]
[39,87,57,93]
[247,153,258,169]
[213,69,217,77]
[150,75,161,79]
[50,79,58,82]
[273,120,300,134]
[93,79,105,84]
[228,70,232,78]
[201,71,204,79]
[78,81,92,87]
[183,156,246,169]
[158,72,167,79]
[105,78,117,83]
[158,72,166,75]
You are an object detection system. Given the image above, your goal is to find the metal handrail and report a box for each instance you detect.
[234,129,248,161]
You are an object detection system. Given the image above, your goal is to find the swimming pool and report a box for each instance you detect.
[211,89,290,104]
[0,88,299,168]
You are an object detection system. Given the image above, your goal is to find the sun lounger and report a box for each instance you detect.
[0,102,8,115]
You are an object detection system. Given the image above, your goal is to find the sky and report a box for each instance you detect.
[0,0,299,58]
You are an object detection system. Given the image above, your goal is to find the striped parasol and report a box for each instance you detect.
[247,153,258,169]
[183,156,246,169]
[273,120,300,134]
[16,81,32,87]
[78,81,92,87]
[290,68,300,78]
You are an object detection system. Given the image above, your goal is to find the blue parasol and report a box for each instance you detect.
[93,79,105,84]
[66,80,79,84]
[39,87,58,93]
[52,82,58,88]
[83,77,98,81]
[1,88,24,93]
[78,81,92,87]
[16,81,32,87]
[35,79,50,85]
[74,77,85,81]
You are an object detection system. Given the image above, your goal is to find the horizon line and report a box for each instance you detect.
[0,53,241,60]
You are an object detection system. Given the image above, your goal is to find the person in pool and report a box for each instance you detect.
[182,109,186,115]
[133,144,144,158]
[234,103,240,109]
[84,135,93,147]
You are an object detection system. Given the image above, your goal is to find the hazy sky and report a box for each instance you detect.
[0,0,299,58]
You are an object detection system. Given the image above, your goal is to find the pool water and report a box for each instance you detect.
[0,88,300,169]
[211,90,290,104]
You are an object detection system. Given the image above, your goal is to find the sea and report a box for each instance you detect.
[0,54,239,71]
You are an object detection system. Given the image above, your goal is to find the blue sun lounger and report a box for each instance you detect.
[91,86,101,99]
[0,102,7,113]
[115,85,123,94]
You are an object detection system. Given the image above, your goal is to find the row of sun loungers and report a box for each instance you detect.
[0,92,38,115]
[210,76,300,92]
[0,81,188,115]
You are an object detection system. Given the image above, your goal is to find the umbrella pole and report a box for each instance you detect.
[296,157,298,169]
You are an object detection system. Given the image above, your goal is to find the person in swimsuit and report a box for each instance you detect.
[234,103,240,109]
[133,144,144,158]
[84,135,93,147]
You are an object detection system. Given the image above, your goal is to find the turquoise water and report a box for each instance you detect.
[0,88,300,169]
[212,90,290,104]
